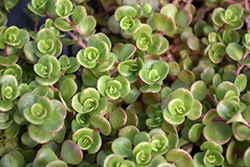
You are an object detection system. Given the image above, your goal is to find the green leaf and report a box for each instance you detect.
[203,121,232,145]
[119,44,136,61]
[175,10,192,28]
[33,147,58,167]
[190,80,207,101]
[161,4,178,19]
[118,125,139,142]
[188,123,204,142]
[46,160,68,167]
[114,6,137,22]
[112,137,132,157]
[54,18,75,31]
[59,78,77,101]
[90,114,111,136]
[187,36,200,51]
[109,107,127,130]
[55,0,73,18]
[166,149,193,167]
[243,147,250,166]
[226,42,243,61]
[72,6,87,25]
[77,16,96,36]
[178,70,196,86]
[0,151,25,167]
[28,124,52,143]
[153,13,176,36]
[61,140,83,165]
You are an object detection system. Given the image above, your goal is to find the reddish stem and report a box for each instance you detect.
[184,143,194,151]
[34,21,38,31]
[110,68,118,77]
[237,50,249,74]
[244,0,250,33]
[206,93,216,103]
[91,128,100,138]
[218,23,226,32]
[66,31,87,48]
[113,62,119,66]
[4,43,8,57]
[151,92,160,103]
[44,12,54,19]
[157,31,164,36]
[138,77,143,88]
[241,119,250,128]
[67,110,75,119]
[234,149,244,158]
[227,0,244,5]
[105,112,110,119]
[177,124,184,132]
[66,18,84,35]
[211,117,227,122]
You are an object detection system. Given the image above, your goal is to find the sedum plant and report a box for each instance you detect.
[1,0,250,167]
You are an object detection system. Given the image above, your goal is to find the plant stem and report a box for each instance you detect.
[157,31,164,36]
[65,18,84,35]
[177,124,184,132]
[218,23,226,32]
[227,0,244,5]
[241,119,250,128]
[113,62,119,66]
[110,68,118,77]
[138,77,143,88]
[44,11,54,19]
[206,93,216,103]
[151,92,160,103]
[237,50,249,74]
[184,143,194,151]
[34,21,38,31]
[91,128,100,138]
[234,149,243,158]
[67,111,75,119]
[244,0,250,32]
[4,43,8,57]
[66,31,87,48]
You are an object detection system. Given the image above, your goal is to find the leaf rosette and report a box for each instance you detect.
[151,134,169,156]
[204,42,226,64]
[103,154,135,167]
[24,28,62,63]
[194,141,224,167]
[0,26,29,49]
[18,93,66,143]
[217,98,246,124]
[55,0,73,18]
[132,142,152,166]
[146,103,164,128]
[139,60,169,92]
[133,24,153,51]
[212,4,244,30]
[76,47,100,68]
[77,33,111,68]
[97,75,130,100]
[71,113,90,132]
[0,75,19,111]
[72,87,107,115]
[118,57,144,83]
[27,0,48,16]
[162,88,201,125]
[33,54,60,86]
[72,127,101,154]
[114,5,141,35]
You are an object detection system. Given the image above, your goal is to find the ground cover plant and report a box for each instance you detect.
[0,0,250,166]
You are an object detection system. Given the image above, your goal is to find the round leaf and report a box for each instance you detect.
[61,140,83,165]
